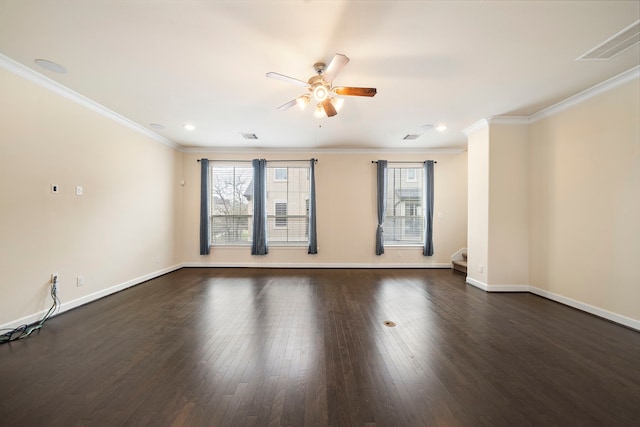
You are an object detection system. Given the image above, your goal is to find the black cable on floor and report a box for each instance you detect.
[0,278,60,344]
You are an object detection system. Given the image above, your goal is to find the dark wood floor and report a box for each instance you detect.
[1,268,639,427]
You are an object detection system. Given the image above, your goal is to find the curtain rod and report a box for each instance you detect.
[371,160,437,164]
[197,158,317,163]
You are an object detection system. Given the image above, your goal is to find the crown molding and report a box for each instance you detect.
[529,65,639,123]
[180,146,467,155]
[461,119,488,136]
[462,65,640,135]
[5,51,636,152]
[487,116,531,125]
[0,53,180,150]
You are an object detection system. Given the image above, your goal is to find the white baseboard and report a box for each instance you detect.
[465,278,639,332]
[486,284,530,292]
[182,262,452,269]
[465,277,489,290]
[529,286,640,332]
[0,264,183,331]
[5,265,637,334]
[466,277,529,292]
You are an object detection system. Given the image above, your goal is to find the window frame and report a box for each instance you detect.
[385,164,424,247]
[267,165,311,246]
[208,162,312,248]
[209,163,253,247]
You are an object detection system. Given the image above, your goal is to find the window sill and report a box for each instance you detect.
[269,244,308,249]
[385,244,424,248]
[210,244,307,249]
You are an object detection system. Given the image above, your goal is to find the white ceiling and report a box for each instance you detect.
[1,1,638,151]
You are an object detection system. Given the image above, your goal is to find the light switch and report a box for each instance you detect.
[76,186,83,196]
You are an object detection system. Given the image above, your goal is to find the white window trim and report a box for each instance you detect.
[385,165,424,247]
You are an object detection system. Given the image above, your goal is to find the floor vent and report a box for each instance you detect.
[577,19,640,61]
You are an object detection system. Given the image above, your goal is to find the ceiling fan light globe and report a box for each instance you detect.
[296,96,309,111]
[314,104,325,118]
[331,97,344,112]
[313,85,328,101]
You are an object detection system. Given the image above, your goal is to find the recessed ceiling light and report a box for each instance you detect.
[436,125,447,132]
[149,123,165,130]
[420,124,434,131]
[183,123,196,131]
[34,59,66,74]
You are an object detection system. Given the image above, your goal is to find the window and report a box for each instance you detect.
[386,165,424,245]
[267,166,310,244]
[210,164,253,245]
[208,162,312,247]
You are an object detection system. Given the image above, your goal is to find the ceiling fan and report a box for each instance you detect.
[266,53,377,118]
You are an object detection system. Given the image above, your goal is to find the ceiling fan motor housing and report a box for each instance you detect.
[313,62,326,74]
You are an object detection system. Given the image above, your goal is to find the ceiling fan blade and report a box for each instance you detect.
[322,53,350,83]
[321,98,337,117]
[277,99,297,111]
[333,86,377,97]
[266,72,309,87]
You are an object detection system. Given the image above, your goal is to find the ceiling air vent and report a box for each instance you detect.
[241,133,258,140]
[577,19,640,61]
[403,134,421,140]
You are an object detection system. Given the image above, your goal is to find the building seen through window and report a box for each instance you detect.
[385,166,424,245]
[209,164,310,245]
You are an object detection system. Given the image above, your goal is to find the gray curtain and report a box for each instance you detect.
[308,159,318,254]
[423,160,434,256]
[375,160,387,255]
[251,159,268,255]
[199,159,210,255]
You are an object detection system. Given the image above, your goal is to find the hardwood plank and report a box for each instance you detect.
[1,267,639,426]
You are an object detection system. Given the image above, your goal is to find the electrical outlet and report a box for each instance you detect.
[77,276,85,286]
[51,273,59,293]
[478,265,484,274]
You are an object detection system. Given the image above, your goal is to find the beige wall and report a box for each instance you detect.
[182,151,468,267]
[0,68,183,327]
[529,78,640,321]
[466,126,489,284]
[488,124,529,285]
